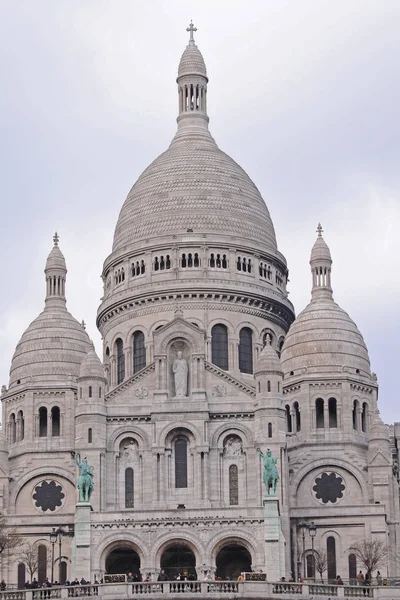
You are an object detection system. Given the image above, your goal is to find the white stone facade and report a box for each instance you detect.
[1,24,400,588]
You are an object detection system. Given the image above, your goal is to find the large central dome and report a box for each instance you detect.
[112,27,278,257]
[112,136,278,253]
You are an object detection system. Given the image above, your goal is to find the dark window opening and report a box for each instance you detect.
[175,438,188,488]
[352,400,358,430]
[88,428,92,443]
[268,423,273,438]
[125,467,134,508]
[51,406,60,437]
[210,253,215,267]
[39,407,47,437]
[362,402,368,432]
[229,464,239,505]
[181,254,187,268]
[294,402,301,432]
[116,338,125,384]
[285,405,292,433]
[154,257,159,271]
[38,545,47,584]
[327,537,336,582]
[238,327,253,374]
[133,331,146,374]
[194,253,199,267]
[316,398,324,429]
[211,324,229,370]
[89,385,92,398]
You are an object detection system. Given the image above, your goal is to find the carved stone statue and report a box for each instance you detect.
[173,351,188,397]
[258,448,279,496]
[73,452,94,502]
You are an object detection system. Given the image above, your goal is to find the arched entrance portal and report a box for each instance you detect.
[216,544,252,580]
[106,547,140,576]
[161,544,196,580]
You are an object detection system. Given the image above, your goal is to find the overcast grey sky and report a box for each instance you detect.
[0,0,399,423]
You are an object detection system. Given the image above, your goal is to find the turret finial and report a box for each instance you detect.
[53,231,59,246]
[186,20,197,43]
[316,223,323,237]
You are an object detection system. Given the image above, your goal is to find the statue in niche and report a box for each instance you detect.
[224,436,243,457]
[173,351,188,397]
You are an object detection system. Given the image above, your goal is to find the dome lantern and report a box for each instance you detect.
[45,232,67,307]
[310,223,333,302]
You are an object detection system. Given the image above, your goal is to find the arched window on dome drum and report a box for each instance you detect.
[211,324,229,370]
[141,259,146,274]
[88,428,92,443]
[175,438,188,488]
[222,254,227,269]
[154,257,159,271]
[99,386,102,398]
[160,256,165,270]
[10,413,16,444]
[362,402,368,432]
[18,410,24,441]
[39,407,47,437]
[237,256,242,271]
[348,553,357,583]
[352,400,359,430]
[327,537,336,582]
[181,254,187,268]
[238,327,253,374]
[229,464,239,505]
[247,259,252,273]
[328,397,337,428]
[194,253,200,267]
[166,255,171,269]
[116,338,125,384]
[285,405,292,433]
[125,467,134,508]
[267,380,271,392]
[135,261,140,276]
[316,398,324,429]
[188,253,193,267]
[210,253,215,268]
[216,253,221,268]
[294,402,301,432]
[268,423,273,438]
[38,544,47,584]
[133,331,146,373]
[51,406,60,437]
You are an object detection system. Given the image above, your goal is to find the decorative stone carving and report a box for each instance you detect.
[173,351,188,397]
[135,387,148,399]
[212,384,226,397]
[223,435,243,457]
[119,438,139,463]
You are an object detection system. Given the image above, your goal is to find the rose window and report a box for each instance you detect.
[313,472,345,504]
[32,480,65,512]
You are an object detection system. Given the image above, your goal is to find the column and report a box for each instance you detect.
[324,401,329,430]
[110,357,116,386]
[126,348,133,378]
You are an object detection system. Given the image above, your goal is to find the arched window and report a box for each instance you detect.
[268,423,273,438]
[10,413,16,444]
[88,385,92,398]
[125,467,134,508]
[38,544,47,584]
[216,253,221,268]
[99,386,102,398]
[210,253,215,267]
[194,253,199,267]
[154,257,159,271]
[237,257,242,271]
[362,402,368,432]
[181,254,187,268]
[222,254,227,269]
[39,407,47,437]
[229,464,239,505]
[160,256,165,270]
[116,338,125,384]
[294,402,301,432]
[327,537,336,582]
[328,397,337,428]
[247,259,252,273]
[353,400,359,430]
[165,256,171,269]
[141,260,145,274]
[238,327,253,374]
[51,406,60,437]
[267,380,271,392]
[211,324,229,370]
[306,554,315,579]
[175,438,188,488]
[188,253,193,267]
[285,405,292,433]
[88,428,92,443]
[133,331,146,373]
[316,398,324,429]
[348,553,357,583]
[60,561,67,585]
[17,563,26,590]
[18,410,24,441]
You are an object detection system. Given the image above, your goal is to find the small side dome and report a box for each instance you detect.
[255,336,282,375]
[79,348,105,380]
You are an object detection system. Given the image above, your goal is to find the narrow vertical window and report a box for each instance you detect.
[125,467,134,508]
[88,428,92,443]
[133,331,146,373]
[268,423,273,438]
[316,398,324,429]
[353,400,358,430]
[294,402,301,432]
[362,402,368,432]
[116,338,125,384]
[285,405,292,433]
[175,438,188,488]
[267,380,271,392]
[89,386,92,398]
[327,537,336,581]
[51,406,60,437]
[18,410,24,441]
[229,464,239,505]
[238,327,253,374]
[348,553,357,582]
[39,407,47,437]
[38,545,47,584]
[328,397,337,428]
[10,413,16,444]
[211,324,229,370]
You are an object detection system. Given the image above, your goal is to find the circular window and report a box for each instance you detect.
[312,472,345,504]
[32,480,65,512]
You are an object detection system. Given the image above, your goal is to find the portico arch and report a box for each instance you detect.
[155,537,201,579]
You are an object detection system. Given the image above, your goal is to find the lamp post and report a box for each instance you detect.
[49,528,58,584]
[54,526,65,584]
[298,521,308,580]
[309,521,317,582]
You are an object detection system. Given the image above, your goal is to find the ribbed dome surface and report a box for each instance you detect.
[45,245,66,271]
[178,43,207,79]
[79,348,105,380]
[112,136,277,253]
[311,236,332,263]
[281,299,371,377]
[9,307,91,388]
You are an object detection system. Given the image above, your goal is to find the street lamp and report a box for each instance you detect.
[298,521,308,580]
[49,528,58,584]
[309,521,317,582]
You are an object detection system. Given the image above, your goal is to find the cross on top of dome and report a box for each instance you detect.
[53,231,59,246]
[316,223,323,237]
[186,20,197,43]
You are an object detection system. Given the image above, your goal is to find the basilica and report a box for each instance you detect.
[1,23,400,587]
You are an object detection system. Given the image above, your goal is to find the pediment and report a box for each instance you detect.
[153,317,206,356]
[369,449,391,467]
